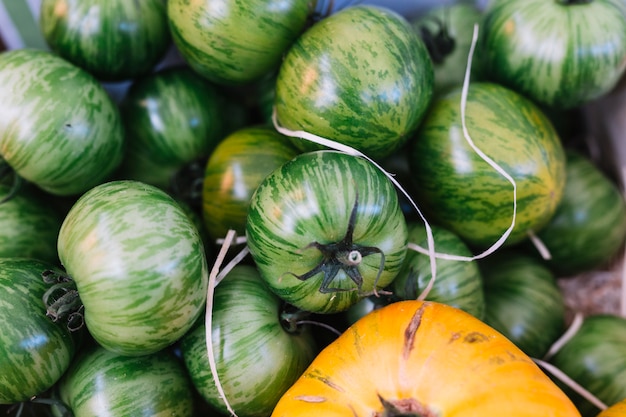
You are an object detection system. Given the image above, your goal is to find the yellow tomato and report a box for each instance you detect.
[272,300,581,416]
[597,400,626,417]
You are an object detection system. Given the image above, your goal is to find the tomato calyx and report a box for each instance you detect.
[416,13,456,65]
[41,269,84,332]
[375,394,436,417]
[288,191,386,295]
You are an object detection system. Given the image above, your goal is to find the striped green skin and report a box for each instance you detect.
[181,265,317,417]
[0,184,62,264]
[479,251,566,359]
[0,49,124,196]
[478,0,626,109]
[0,258,77,404]
[40,0,171,82]
[167,0,313,85]
[549,315,626,417]
[529,150,626,276]
[392,223,486,320]
[408,82,566,248]
[202,126,300,240]
[58,345,194,417]
[245,150,408,314]
[57,180,208,356]
[412,2,484,96]
[275,5,434,161]
[118,67,226,189]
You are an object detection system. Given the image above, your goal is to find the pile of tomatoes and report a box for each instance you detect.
[1,0,626,416]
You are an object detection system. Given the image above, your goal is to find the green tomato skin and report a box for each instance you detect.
[478,0,626,109]
[181,265,317,417]
[40,0,171,81]
[58,345,194,417]
[392,223,486,320]
[0,49,124,196]
[0,258,77,404]
[245,150,408,314]
[118,67,226,189]
[0,184,62,264]
[479,251,566,359]
[408,82,566,248]
[167,0,313,85]
[530,150,626,276]
[202,125,300,240]
[57,180,208,356]
[275,5,434,160]
[549,315,626,417]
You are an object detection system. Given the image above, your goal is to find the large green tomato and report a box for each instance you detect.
[167,0,314,85]
[408,82,566,248]
[57,180,208,356]
[40,0,171,81]
[0,49,124,196]
[275,5,434,160]
[478,0,626,108]
[246,150,408,314]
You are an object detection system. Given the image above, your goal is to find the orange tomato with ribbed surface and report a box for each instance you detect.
[271,300,580,417]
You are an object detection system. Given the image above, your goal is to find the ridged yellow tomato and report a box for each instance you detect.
[272,300,580,416]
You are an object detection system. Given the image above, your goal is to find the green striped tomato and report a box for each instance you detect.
[245,150,408,314]
[118,66,226,190]
[57,180,208,356]
[478,0,626,109]
[0,258,78,404]
[275,5,434,160]
[408,82,566,248]
[40,0,171,81]
[479,250,566,359]
[201,125,300,240]
[392,223,486,320]
[549,315,626,417]
[56,344,194,417]
[0,184,62,264]
[0,49,124,196]
[167,0,313,85]
[181,265,317,417]
[528,149,626,276]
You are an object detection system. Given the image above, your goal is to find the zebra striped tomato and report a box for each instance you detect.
[478,0,626,108]
[245,150,408,314]
[57,180,208,356]
[271,300,581,416]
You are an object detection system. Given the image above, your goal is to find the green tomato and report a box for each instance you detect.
[167,0,313,85]
[57,345,194,417]
[246,150,408,314]
[408,82,566,248]
[478,0,626,108]
[0,49,124,196]
[40,0,171,81]
[57,180,208,356]
[118,66,226,190]
[275,5,434,160]
[0,258,78,404]
[181,265,317,417]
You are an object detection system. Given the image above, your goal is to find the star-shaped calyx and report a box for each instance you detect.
[289,191,386,295]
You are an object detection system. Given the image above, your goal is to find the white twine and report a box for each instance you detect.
[533,358,608,411]
[205,229,240,417]
[542,312,584,361]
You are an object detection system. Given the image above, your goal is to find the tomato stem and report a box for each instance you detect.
[416,12,456,65]
[375,394,435,417]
